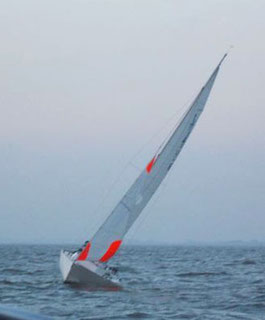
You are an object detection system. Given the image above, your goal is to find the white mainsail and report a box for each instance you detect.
[77,54,227,263]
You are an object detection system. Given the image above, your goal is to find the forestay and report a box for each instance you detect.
[79,54,227,263]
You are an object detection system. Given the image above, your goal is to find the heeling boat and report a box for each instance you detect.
[59,53,228,287]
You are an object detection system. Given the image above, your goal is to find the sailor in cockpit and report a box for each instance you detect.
[71,240,89,260]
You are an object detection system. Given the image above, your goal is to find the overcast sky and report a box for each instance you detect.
[0,0,265,244]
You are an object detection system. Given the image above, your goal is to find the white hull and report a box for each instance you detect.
[59,250,120,288]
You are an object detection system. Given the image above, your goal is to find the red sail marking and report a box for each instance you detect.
[77,242,91,261]
[146,156,156,173]
[99,240,122,263]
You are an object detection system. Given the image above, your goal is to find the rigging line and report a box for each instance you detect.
[128,58,221,168]
[86,59,221,239]
[128,95,198,166]
[128,161,142,172]
[126,162,202,246]
[125,162,177,245]
[125,61,224,244]
[87,160,135,238]
[125,171,172,245]
[87,97,197,237]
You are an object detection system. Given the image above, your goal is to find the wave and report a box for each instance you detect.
[241,259,256,265]
[126,312,151,318]
[176,271,227,277]
[1,268,44,275]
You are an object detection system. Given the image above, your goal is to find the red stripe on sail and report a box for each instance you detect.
[146,156,156,173]
[77,242,91,261]
[99,240,122,263]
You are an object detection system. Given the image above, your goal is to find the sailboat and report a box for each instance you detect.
[59,53,228,287]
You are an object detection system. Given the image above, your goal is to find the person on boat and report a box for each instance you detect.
[71,240,89,259]
[109,266,118,274]
[103,264,118,275]
[80,240,89,251]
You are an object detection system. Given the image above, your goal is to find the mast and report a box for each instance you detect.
[78,53,228,262]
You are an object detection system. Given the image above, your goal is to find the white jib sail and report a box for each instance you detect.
[78,54,227,263]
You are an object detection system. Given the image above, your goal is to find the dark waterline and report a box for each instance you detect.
[0,244,265,319]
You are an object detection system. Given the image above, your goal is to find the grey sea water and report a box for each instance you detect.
[0,244,265,320]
